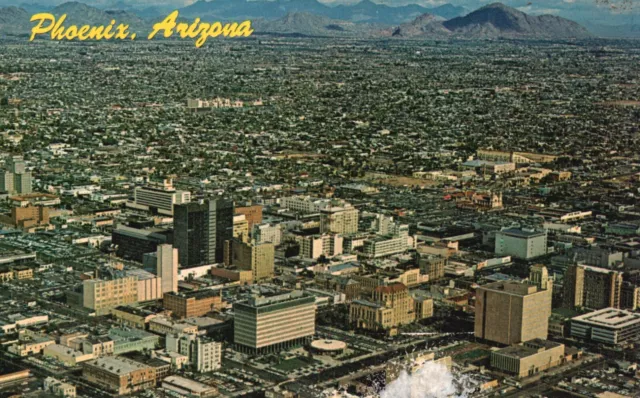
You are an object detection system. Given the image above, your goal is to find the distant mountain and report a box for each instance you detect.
[442,3,591,38]
[381,13,449,38]
[176,0,464,25]
[0,6,30,36]
[51,1,145,28]
[254,11,377,37]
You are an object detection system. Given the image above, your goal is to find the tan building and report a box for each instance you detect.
[349,283,433,333]
[563,265,623,310]
[234,290,316,354]
[0,268,13,282]
[8,331,55,357]
[43,344,94,367]
[226,239,275,282]
[83,276,139,315]
[621,282,640,311]
[235,204,263,229]
[12,265,33,280]
[11,205,49,228]
[163,290,223,319]
[419,255,447,282]
[233,214,250,242]
[475,276,552,345]
[44,377,77,397]
[149,317,199,335]
[320,202,359,235]
[490,339,566,378]
[82,357,156,395]
[110,306,160,329]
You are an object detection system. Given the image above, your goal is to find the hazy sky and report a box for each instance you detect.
[3,0,638,24]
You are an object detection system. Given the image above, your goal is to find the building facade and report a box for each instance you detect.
[234,291,316,354]
[475,276,552,345]
[174,199,234,266]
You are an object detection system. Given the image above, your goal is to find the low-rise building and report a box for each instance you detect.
[44,377,76,397]
[82,357,156,395]
[571,308,640,346]
[162,375,218,398]
[490,339,566,378]
[163,290,223,319]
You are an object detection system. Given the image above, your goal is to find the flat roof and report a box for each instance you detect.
[573,308,640,329]
[163,375,216,394]
[85,357,150,374]
[499,228,546,238]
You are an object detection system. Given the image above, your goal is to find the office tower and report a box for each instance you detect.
[112,225,170,263]
[226,239,275,282]
[320,201,359,235]
[7,155,26,174]
[234,291,316,354]
[233,214,250,243]
[174,199,233,266]
[1,155,31,195]
[495,228,547,260]
[349,283,433,332]
[563,264,623,310]
[133,179,191,215]
[0,170,14,193]
[292,233,343,260]
[156,244,178,294]
[475,280,552,345]
[13,173,32,195]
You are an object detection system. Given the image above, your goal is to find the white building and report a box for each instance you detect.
[320,202,359,235]
[166,333,222,372]
[495,228,547,260]
[279,196,331,214]
[254,223,283,246]
[294,233,344,260]
[571,308,640,346]
[133,180,190,215]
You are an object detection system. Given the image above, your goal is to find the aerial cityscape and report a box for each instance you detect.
[0,0,640,397]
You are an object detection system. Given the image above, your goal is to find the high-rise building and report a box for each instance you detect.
[253,223,283,246]
[495,228,547,260]
[225,239,275,282]
[233,214,250,243]
[1,155,32,195]
[234,290,316,354]
[320,201,359,235]
[133,179,191,215]
[0,170,14,193]
[475,271,552,345]
[292,233,343,260]
[563,264,623,310]
[235,204,263,229]
[112,225,170,263]
[156,244,178,295]
[174,199,234,266]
